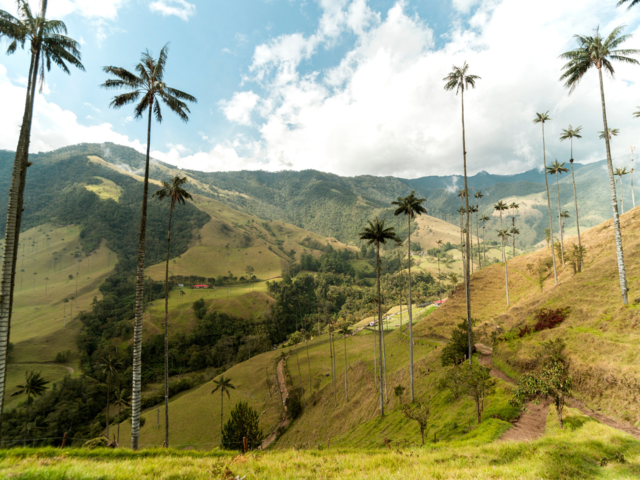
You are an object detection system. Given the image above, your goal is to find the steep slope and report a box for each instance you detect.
[415,204,640,428]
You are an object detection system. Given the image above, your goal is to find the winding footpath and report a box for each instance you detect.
[475,343,640,441]
[260,357,290,450]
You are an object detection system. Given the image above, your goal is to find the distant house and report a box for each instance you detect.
[193,284,209,289]
[433,299,447,307]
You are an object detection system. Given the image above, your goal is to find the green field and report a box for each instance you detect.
[1,415,638,479]
[84,176,123,202]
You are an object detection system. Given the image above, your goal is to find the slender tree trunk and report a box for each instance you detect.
[220,390,224,443]
[106,373,111,439]
[460,89,472,367]
[331,332,336,406]
[502,236,510,306]
[343,336,348,401]
[598,67,628,304]
[541,123,558,285]
[306,341,311,393]
[376,242,384,416]
[0,35,43,441]
[555,173,565,266]
[570,159,584,270]
[631,155,635,209]
[476,209,481,268]
[117,405,121,445]
[482,225,486,267]
[163,201,174,448]
[620,178,624,215]
[373,325,377,390]
[131,102,154,450]
[406,215,415,402]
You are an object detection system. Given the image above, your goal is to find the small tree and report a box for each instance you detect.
[394,385,406,405]
[511,339,572,428]
[437,366,466,400]
[402,400,430,445]
[462,363,496,423]
[221,401,263,451]
[440,320,476,367]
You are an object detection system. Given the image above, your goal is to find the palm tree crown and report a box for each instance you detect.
[359,219,401,248]
[11,370,48,399]
[559,25,639,93]
[560,125,583,142]
[153,176,193,205]
[546,160,569,176]
[102,44,197,122]
[617,0,640,10]
[443,62,481,93]
[211,375,235,398]
[533,111,551,125]
[0,0,85,89]
[598,128,620,140]
[392,191,427,219]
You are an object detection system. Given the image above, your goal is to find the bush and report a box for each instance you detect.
[286,387,304,419]
[222,401,263,451]
[54,350,72,363]
[534,307,569,332]
[440,320,476,367]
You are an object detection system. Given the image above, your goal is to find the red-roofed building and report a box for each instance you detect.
[433,299,447,307]
[193,284,209,289]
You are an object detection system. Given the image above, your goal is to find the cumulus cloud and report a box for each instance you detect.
[149,0,196,21]
[220,91,261,126]
[0,63,146,155]
[188,0,640,177]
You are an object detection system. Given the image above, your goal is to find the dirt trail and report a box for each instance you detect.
[260,357,290,450]
[475,343,640,441]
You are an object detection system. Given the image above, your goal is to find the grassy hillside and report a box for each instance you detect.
[415,204,640,428]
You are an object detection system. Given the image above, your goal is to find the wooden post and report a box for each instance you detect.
[61,432,68,448]
[384,437,392,450]
[243,437,248,453]
[434,432,437,443]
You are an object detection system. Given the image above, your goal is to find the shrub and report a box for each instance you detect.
[286,387,304,420]
[534,307,570,332]
[440,320,476,367]
[222,401,263,451]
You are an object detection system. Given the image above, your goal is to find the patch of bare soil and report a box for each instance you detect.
[500,401,550,442]
[568,398,640,440]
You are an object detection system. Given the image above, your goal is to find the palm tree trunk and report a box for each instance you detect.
[460,88,473,367]
[598,67,628,305]
[482,225,486,267]
[631,155,635,209]
[106,372,111,439]
[620,178,624,215]
[476,210,481,268]
[163,201,174,448]
[376,242,384,416]
[555,173,565,266]
[220,389,224,443]
[343,336,348,401]
[0,35,43,441]
[131,102,154,450]
[117,405,121,445]
[406,215,414,402]
[503,237,510,306]
[331,332,336,406]
[542,123,558,285]
[570,161,584,270]
[306,340,311,393]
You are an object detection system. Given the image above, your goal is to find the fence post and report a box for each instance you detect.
[243,437,248,453]
[61,432,68,448]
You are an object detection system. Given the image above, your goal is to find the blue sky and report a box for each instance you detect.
[1,0,640,177]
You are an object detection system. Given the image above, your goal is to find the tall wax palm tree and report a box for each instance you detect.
[303,329,312,392]
[474,192,483,267]
[436,239,443,300]
[112,387,131,445]
[627,145,635,209]
[338,324,351,401]
[546,160,569,266]
[0,1,83,437]
[614,167,629,214]
[560,125,585,269]
[152,175,193,448]
[497,230,511,306]
[559,211,570,239]
[391,192,426,402]
[493,201,509,246]
[560,25,638,303]
[102,45,197,449]
[469,205,478,272]
[509,202,519,258]
[533,112,559,285]
[444,63,480,367]
[211,376,235,445]
[97,353,122,441]
[359,219,400,416]
[11,370,48,446]
[480,215,490,266]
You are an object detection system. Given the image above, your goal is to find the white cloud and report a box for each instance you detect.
[0,63,146,155]
[149,0,195,21]
[220,91,261,126]
[452,0,480,14]
[196,0,640,177]
[0,0,128,20]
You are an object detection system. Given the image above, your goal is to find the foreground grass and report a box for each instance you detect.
[1,418,638,479]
